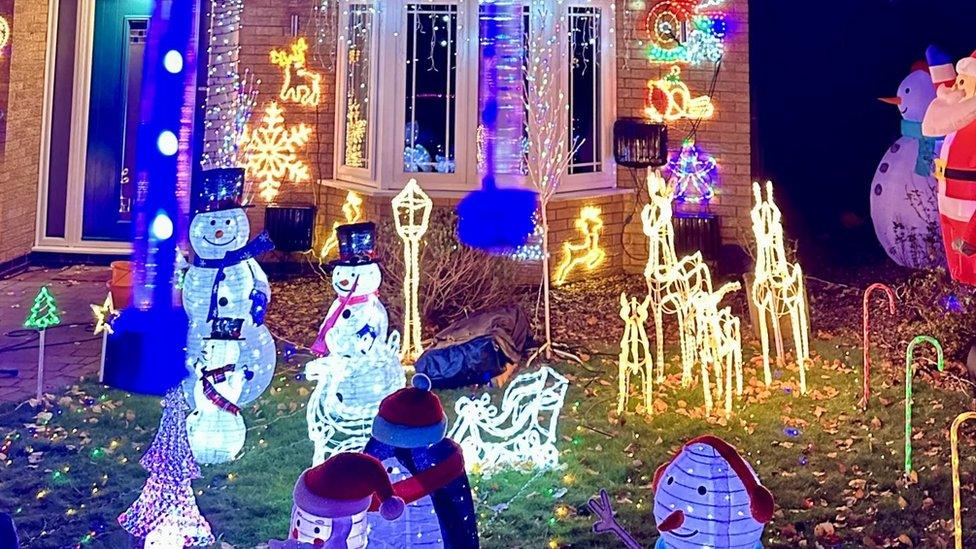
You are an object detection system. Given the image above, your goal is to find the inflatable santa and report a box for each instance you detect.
[923,47,976,284]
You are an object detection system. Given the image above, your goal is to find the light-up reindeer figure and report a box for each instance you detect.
[617,293,654,414]
[553,206,606,285]
[392,179,433,363]
[750,181,811,392]
[449,366,569,472]
[269,37,322,107]
[642,171,711,384]
[690,281,743,417]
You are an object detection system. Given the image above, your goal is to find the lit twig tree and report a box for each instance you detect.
[525,0,582,361]
[202,0,257,172]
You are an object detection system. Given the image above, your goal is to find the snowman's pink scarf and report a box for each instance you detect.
[311,277,378,356]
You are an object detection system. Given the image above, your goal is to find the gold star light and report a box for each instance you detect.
[91,293,117,335]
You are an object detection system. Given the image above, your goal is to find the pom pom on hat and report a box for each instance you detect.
[957,51,976,78]
[372,374,447,448]
[293,453,404,520]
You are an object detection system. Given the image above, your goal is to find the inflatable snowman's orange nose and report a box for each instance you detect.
[658,509,685,532]
[879,97,902,105]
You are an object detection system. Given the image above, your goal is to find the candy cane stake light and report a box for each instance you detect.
[392,179,432,363]
[861,283,896,410]
[904,335,944,477]
[951,411,976,549]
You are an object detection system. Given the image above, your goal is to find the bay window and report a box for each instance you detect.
[334,0,616,194]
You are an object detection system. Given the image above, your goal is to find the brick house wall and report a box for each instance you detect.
[238,0,751,282]
[0,0,48,266]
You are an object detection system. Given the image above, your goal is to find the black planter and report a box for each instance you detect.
[613,118,668,169]
[264,205,316,253]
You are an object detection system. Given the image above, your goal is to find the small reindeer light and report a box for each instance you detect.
[269,37,322,107]
[554,206,606,285]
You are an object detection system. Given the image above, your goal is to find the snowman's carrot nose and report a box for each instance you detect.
[658,509,685,532]
[879,96,903,106]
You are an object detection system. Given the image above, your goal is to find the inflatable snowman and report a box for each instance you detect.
[589,435,774,549]
[186,320,248,464]
[871,61,944,269]
[365,374,478,549]
[306,222,405,465]
[924,48,976,285]
[182,168,276,408]
[268,452,404,549]
[311,222,389,358]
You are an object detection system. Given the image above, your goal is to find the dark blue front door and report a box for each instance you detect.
[83,0,153,241]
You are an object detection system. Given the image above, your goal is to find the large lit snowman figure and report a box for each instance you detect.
[268,452,405,549]
[871,62,944,269]
[182,168,276,409]
[186,320,248,464]
[306,222,405,465]
[589,435,774,549]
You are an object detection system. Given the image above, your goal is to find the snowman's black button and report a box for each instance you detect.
[342,310,351,319]
[874,184,883,196]
[217,272,226,281]
[890,143,900,153]
[879,163,889,174]
[218,297,229,306]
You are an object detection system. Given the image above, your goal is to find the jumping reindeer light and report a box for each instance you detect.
[553,206,606,285]
[618,293,654,415]
[392,179,433,363]
[692,281,743,417]
[749,181,811,393]
[448,367,568,473]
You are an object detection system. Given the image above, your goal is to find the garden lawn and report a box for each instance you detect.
[1,335,974,548]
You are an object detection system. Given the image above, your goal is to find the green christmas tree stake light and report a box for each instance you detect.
[904,335,943,477]
[23,287,61,404]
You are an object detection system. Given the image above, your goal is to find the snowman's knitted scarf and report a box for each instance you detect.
[901,120,941,177]
[192,231,275,322]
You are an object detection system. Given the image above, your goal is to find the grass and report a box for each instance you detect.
[1,333,975,548]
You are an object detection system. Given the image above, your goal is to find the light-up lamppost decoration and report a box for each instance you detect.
[392,178,432,363]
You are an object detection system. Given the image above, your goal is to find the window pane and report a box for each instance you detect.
[404,4,458,174]
[568,6,601,175]
[343,4,372,169]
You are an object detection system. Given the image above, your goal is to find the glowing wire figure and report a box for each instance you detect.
[319,191,364,260]
[691,281,742,416]
[269,37,322,107]
[749,181,810,392]
[617,293,654,414]
[644,66,715,123]
[553,206,606,285]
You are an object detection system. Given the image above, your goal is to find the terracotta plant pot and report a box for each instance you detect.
[108,260,133,308]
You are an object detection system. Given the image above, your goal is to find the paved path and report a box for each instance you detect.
[0,266,109,403]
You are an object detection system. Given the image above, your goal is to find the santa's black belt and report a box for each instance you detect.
[944,167,976,182]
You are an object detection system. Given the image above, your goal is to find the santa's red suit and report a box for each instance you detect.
[936,123,976,283]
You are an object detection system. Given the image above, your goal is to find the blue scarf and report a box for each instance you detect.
[901,119,941,177]
[192,231,275,322]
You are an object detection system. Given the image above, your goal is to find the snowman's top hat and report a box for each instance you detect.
[328,222,378,271]
[194,168,250,214]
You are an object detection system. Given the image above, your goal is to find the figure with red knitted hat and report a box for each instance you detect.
[923,46,976,284]
[364,374,479,549]
[588,435,774,548]
[269,452,405,549]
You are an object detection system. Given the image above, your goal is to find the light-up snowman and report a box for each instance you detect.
[268,452,404,549]
[589,435,774,549]
[186,324,248,464]
[871,63,943,269]
[306,222,405,465]
[182,168,276,409]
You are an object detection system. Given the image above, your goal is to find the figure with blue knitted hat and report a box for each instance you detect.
[589,435,774,548]
[182,167,276,433]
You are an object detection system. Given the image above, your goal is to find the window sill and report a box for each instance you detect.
[317,179,634,203]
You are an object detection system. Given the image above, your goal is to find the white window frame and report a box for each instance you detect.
[332,0,616,195]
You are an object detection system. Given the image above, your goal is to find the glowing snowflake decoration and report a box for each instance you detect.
[241,101,313,202]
